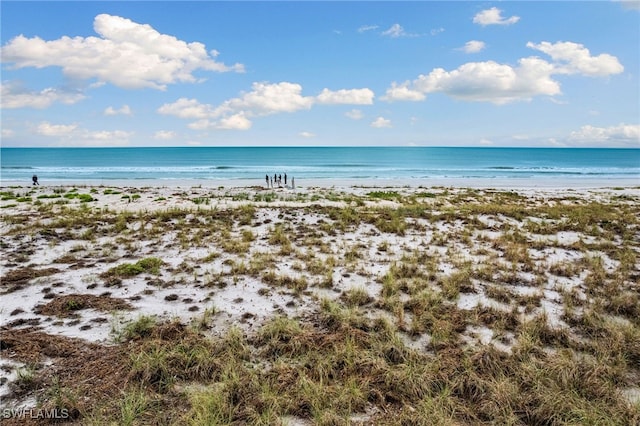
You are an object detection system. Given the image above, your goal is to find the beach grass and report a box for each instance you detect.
[0,184,638,424]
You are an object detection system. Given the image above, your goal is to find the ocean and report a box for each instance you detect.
[1,147,639,185]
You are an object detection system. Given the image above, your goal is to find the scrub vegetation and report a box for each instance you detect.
[1,185,639,424]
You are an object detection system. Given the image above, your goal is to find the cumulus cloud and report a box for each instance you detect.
[158,98,214,119]
[316,88,374,105]
[215,113,252,130]
[187,119,211,131]
[383,41,623,104]
[35,121,133,145]
[371,117,392,128]
[158,82,311,130]
[473,7,520,26]
[381,82,426,102]
[210,82,313,120]
[460,40,486,54]
[0,14,244,90]
[2,128,15,138]
[159,81,374,130]
[1,83,85,109]
[568,123,640,145]
[153,130,177,140]
[345,109,364,120]
[36,122,78,136]
[104,105,132,116]
[415,58,559,104]
[527,41,624,76]
[385,58,559,104]
[299,131,316,138]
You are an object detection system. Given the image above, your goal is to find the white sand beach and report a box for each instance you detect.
[1,182,639,423]
[2,176,640,190]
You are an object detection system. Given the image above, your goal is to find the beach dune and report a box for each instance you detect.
[1,183,638,424]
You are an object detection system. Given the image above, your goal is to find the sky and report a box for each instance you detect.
[1,1,639,147]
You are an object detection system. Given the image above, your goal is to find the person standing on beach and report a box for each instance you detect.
[291,177,295,189]
[265,174,269,188]
[284,173,287,185]
[32,174,39,186]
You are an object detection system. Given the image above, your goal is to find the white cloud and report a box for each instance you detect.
[153,130,177,140]
[382,24,404,38]
[568,123,640,145]
[384,41,623,104]
[382,82,426,102]
[158,98,214,119]
[385,58,559,104]
[36,121,132,145]
[316,88,374,105]
[187,119,212,131]
[345,109,364,120]
[430,28,445,36]
[104,105,132,116]
[215,113,252,130]
[527,41,624,76]
[358,25,379,33]
[473,7,520,26]
[160,82,374,130]
[460,40,486,54]
[381,24,418,38]
[36,122,78,136]
[218,81,314,116]
[158,82,311,130]
[371,116,392,128]
[299,131,316,138]
[1,14,244,90]
[416,58,560,104]
[1,83,85,109]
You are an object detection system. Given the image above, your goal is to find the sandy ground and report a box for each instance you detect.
[3,176,640,190]
[1,181,639,413]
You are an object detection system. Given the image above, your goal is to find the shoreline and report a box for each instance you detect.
[1,182,638,215]
[2,176,639,190]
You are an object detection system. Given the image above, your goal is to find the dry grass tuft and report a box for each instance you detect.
[34,294,133,318]
[1,267,60,293]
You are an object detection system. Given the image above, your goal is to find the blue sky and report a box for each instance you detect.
[1,1,639,147]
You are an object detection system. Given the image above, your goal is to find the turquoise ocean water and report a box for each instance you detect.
[1,147,639,184]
